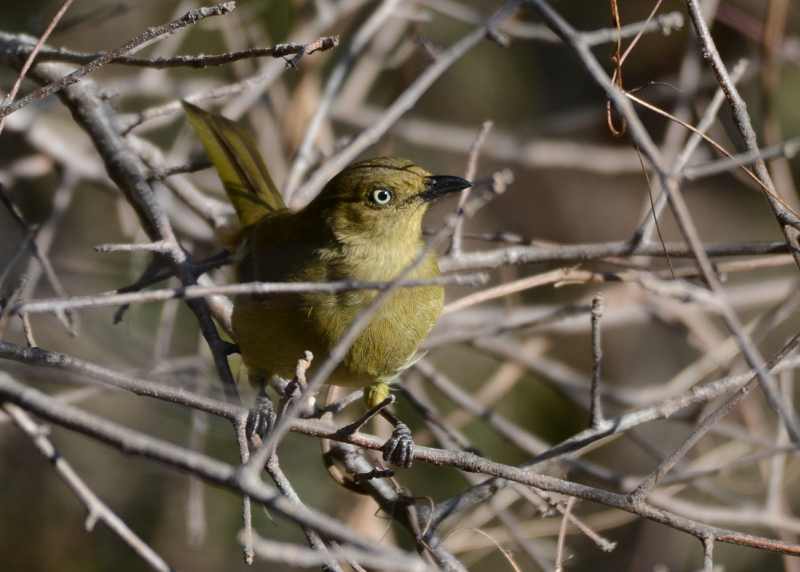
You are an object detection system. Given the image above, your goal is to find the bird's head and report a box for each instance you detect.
[309,157,471,245]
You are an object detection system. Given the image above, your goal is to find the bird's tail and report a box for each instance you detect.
[182,101,285,229]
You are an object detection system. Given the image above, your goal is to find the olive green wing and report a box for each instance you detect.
[182,101,285,227]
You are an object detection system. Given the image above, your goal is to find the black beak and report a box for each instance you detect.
[420,175,471,202]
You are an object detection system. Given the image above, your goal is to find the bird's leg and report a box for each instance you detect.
[245,371,275,444]
[332,382,416,469]
[367,382,415,468]
[379,407,415,469]
[220,341,240,357]
[334,394,395,438]
[322,387,388,492]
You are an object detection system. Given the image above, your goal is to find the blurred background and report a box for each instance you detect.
[1,0,800,570]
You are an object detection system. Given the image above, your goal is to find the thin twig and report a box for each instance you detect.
[13,273,487,316]
[0,2,237,121]
[288,2,521,208]
[703,535,715,572]
[683,0,800,262]
[283,0,403,199]
[1,32,338,69]
[0,0,75,135]
[440,239,789,272]
[684,137,800,182]
[629,331,800,503]
[631,60,749,246]
[4,402,172,572]
[589,295,605,429]
[523,1,800,448]
[3,374,798,559]
[554,498,577,572]
[451,120,493,256]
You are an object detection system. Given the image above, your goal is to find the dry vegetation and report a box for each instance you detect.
[1,1,800,571]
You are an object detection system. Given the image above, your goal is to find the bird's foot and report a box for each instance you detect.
[369,383,415,468]
[381,417,415,468]
[335,382,416,469]
[245,387,275,445]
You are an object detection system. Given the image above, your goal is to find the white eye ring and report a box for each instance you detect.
[371,188,393,205]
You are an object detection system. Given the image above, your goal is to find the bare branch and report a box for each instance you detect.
[589,295,606,429]
[0,2,237,121]
[0,32,338,69]
[4,403,172,572]
[13,273,488,316]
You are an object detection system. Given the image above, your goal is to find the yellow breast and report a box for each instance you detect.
[232,212,443,386]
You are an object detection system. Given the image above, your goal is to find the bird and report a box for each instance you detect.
[183,102,470,467]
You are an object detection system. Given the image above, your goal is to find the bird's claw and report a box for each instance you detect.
[382,421,414,468]
[245,391,275,444]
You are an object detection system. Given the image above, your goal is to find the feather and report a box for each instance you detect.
[182,101,285,227]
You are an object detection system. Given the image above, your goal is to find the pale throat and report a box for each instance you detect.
[338,223,430,281]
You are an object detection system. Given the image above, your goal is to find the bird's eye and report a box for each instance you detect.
[370,188,394,206]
